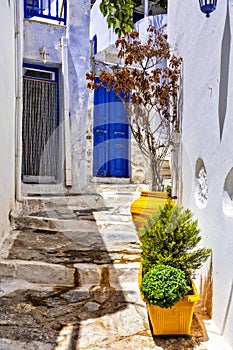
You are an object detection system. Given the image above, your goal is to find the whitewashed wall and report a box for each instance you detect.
[90,0,118,53]
[22,0,91,193]
[168,0,233,348]
[90,0,167,54]
[0,1,15,245]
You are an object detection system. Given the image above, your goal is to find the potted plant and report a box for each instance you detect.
[130,186,172,231]
[87,27,181,192]
[138,200,212,335]
[87,27,182,228]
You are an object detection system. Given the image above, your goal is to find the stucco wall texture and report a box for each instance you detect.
[24,0,91,192]
[168,1,233,347]
[0,2,15,244]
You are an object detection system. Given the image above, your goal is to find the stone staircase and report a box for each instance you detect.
[3,185,142,287]
[0,185,209,349]
[0,185,156,349]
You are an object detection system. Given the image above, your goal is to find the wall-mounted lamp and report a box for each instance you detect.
[199,0,217,17]
[39,46,49,64]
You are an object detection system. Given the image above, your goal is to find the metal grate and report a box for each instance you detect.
[22,78,59,182]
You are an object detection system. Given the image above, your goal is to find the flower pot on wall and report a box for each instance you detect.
[130,190,168,231]
[138,265,200,335]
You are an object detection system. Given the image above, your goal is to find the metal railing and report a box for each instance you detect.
[24,0,67,25]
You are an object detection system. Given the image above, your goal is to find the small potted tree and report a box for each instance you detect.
[87,27,182,229]
[138,200,212,335]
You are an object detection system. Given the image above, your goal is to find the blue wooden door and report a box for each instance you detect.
[93,87,129,177]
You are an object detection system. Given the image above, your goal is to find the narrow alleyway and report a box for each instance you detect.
[0,185,207,350]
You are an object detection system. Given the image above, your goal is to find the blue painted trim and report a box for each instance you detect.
[24,0,67,25]
[93,85,130,178]
[23,63,59,82]
[93,35,97,55]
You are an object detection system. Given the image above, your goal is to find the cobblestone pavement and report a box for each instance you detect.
[0,282,208,350]
[0,187,209,349]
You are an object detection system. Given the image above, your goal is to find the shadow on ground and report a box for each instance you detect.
[0,197,208,349]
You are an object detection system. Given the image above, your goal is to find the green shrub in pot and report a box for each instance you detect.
[138,200,212,281]
[140,264,191,308]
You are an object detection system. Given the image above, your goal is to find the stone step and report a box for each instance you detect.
[16,184,140,213]
[12,195,137,228]
[95,183,139,193]
[14,193,106,216]
[0,259,75,286]
[0,259,141,291]
[12,215,137,233]
[13,215,99,231]
[5,228,141,265]
[74,262,140,290]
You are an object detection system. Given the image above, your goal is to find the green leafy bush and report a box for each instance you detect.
[165,185,172,198]
[140,264,190,308]
[138,201,212,280]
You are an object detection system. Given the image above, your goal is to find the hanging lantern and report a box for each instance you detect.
[199,0,217,18]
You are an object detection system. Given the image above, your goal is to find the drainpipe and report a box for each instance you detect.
[61,37,72,186]
[14,1,24,202]
[144,0,149,17]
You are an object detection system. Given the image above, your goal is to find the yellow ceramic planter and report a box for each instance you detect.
[130,190,168,231]
[138,265,200,335]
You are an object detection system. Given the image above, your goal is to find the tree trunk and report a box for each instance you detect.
[151,157,164,192]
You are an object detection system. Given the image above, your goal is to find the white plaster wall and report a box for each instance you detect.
[23,0,91,193]
[90,0,167,54]
[0,1,15,244]
[168,0,233,347]
[90,0,118,53]
[24,20,66,63]
[68,0,91,192]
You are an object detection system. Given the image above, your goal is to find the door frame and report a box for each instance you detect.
[22,63,61,184]
[93,85,130,178]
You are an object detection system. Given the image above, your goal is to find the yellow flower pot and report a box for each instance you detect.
[130,191,168,231]
[138,265,200,335]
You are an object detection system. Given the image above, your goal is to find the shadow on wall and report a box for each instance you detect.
[199,257,233,337]
[218,3,231,141]
[171,68,184,205]
[200,255,213,318]
[220,280,233,336]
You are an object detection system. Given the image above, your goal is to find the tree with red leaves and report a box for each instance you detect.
[87,26,182,191]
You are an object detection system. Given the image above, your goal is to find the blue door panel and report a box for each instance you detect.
[93,86,129,177]
[109,143,129,177]
[94,142,108,176]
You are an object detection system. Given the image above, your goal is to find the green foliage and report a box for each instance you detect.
[99,0,168,37]
[165,185,171,198]
[139,201,212,279]
[159,0,167,11]
[140,264,190,308]
[99,0,135,37]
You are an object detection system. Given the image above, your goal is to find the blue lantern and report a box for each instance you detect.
[199,0,217,17]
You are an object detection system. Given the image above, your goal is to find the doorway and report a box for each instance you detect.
[93,86,130,178]
[22,64,60,183]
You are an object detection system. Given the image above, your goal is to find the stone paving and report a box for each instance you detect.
[0,186,209,349]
